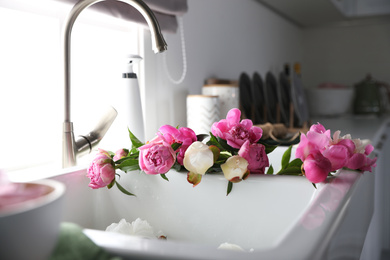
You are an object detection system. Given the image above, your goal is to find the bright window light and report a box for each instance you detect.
[0,5,139,171]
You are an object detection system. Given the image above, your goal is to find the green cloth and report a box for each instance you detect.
[50,222,121,260]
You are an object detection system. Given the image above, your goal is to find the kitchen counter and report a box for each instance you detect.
[310,114,389,142]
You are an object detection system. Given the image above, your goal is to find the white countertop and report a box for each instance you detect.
[310,114,389,141]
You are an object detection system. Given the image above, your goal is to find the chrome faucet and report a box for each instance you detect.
[62,0,167,168]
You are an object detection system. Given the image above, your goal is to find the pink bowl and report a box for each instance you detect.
[0,179,65,260]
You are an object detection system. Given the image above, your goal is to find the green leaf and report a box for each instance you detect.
[265,144,278,154]
[129,147,139,156]
[115,181,135,196]
[160,174,169,181]
[266,165,274,175]
[312,183,317,189]
[172,162,182,172]
[171,142,182,151]
[207,132,224,151]
[209,145,220,163]
[117,158,140,172]
[226,181,233,196]
[288,158,303,168]
[128,128,144,149]
[215,152,231,164]
[107,178,115,189]
[207,132,238,154]
[277,166,302,175]
[258,140,278,154]
[281,146,293,170]
[115,153,139,165]
[218,138,238,154]
[205,165,223,173]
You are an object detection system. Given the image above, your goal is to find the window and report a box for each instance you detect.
[0,3,139,171]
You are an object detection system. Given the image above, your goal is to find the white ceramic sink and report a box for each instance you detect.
[80,167,369,260]
[9,146,374,259]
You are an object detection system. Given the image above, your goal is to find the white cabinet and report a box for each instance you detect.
[257,0,390,28]
[361,121,390,260]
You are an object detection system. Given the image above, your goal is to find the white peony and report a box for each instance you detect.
[221,155,249,183]
[183,141,214,175]
[218,242,245,251]
[105,218,164,239]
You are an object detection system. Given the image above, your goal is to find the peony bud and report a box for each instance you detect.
[221,155,249,183]
[183,141,214,175]
[87,149,116,189]
[113,148,129,161]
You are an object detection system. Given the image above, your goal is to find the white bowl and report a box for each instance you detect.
[306,88,354,117]
[0,179,65,260]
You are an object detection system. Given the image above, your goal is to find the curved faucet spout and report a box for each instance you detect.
[62,0,167,168]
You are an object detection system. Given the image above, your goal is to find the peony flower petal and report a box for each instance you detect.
[364,143,374,155]
[225,108,241,125]
[307,130,331,150]
[322,145,349,171]
[303,152,332,183]
[240,119,253,130]
[346,153,366,171]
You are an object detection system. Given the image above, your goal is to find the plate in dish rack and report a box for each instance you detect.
[265,72,278,123]
[252,72,265,124]
[239,72,253,120]
[291,72,309,126]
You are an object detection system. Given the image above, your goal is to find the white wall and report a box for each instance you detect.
[302,21,390,89]
[141,0,303,140]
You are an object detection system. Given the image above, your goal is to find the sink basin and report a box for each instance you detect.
[79,166,368,260]
[8,146,373,259]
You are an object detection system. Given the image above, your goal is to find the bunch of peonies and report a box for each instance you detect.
[86,108,377,196]
[183,108,269,186]
[295,123,377,183]
[86,108,270,195]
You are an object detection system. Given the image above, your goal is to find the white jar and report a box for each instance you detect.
[187,95,220,135]
[202,84,239,119]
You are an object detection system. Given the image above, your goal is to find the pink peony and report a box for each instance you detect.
[303,151,332,183]
[211,108,262,149]
[87,149,116,189]
[238,140,269,174]
[138,136,176,175]
[158,125,197,165]
[296,123,331,161]
[332,132,377,172]
[296,123,377,183]
[113,148,128,161]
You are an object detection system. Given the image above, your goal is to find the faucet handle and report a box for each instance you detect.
[75,106,118,155]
